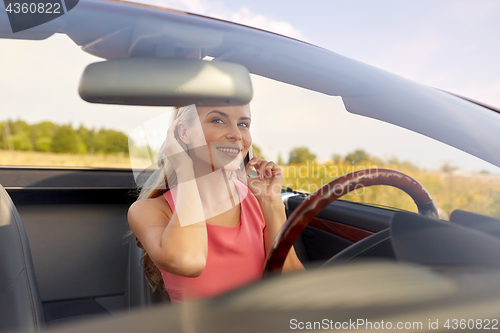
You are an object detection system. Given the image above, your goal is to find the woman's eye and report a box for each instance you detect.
[212,118,224,124]
[238,122,249,128]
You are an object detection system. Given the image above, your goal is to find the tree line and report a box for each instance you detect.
[278,146,416,168]
[0,119,413,168]
[281,146,373,165]
[0,120,129,155]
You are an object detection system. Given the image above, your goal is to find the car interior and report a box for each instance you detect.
[0,165,406,331]
[4,165,500,332]
[1,1,500,332]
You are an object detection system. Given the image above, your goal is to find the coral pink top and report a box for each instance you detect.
[160,180,266,303]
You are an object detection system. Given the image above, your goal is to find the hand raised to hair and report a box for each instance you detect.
[162,119,193,173]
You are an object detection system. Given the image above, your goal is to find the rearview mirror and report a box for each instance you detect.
[78,58,253,106]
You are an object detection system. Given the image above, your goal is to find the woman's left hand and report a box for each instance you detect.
[238,157,283,203]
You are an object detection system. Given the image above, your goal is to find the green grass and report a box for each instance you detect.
[281,161,500,220]
[0,150,142,168]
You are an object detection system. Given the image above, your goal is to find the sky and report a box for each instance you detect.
[125,0,500,108]
[1,0,499,172]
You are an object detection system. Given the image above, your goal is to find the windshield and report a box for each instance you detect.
[1,0,499,221]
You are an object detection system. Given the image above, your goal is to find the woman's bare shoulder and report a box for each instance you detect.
[128,195,173,229]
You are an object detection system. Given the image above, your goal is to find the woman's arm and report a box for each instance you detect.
[128,119,208,277]
[244,157,305,272]
[128,168,208,277]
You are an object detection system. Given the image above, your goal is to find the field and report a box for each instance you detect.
[281,161,500,220]
[0,150,138,168]
[2,150,500,220]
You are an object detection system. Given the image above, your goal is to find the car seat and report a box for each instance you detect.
[0,184,44,332]
[124,235,169,310]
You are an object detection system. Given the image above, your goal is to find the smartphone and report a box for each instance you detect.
[244,145,258,178]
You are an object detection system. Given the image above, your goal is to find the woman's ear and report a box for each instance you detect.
[176,121,191,145]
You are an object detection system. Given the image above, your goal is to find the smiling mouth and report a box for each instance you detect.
[216,147,241,154]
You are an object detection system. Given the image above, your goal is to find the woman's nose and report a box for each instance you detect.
[226,123,242,140]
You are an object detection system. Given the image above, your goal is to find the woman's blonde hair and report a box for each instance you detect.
[134,104,199,293]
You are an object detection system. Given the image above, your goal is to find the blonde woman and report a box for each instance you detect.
[128,104,303,303]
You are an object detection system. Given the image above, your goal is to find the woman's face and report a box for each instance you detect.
[184,104,252,172]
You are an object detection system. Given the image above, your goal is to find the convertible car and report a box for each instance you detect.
[1,1,500,332]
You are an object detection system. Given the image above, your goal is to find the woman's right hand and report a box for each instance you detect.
[162,119,193,173]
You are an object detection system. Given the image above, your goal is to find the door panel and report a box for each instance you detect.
[18,203,130,301]
[285,194,394,264]
[1,167,137,319]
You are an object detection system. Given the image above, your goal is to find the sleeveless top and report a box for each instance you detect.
[160,179,266,303]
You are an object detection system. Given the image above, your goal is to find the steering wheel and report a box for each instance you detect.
[263,168,438,275]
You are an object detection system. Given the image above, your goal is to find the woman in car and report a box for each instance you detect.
[128,104,303,303]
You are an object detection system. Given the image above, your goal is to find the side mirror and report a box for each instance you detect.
[79,58,253,106]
